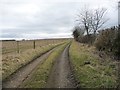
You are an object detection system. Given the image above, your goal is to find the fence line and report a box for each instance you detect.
[2,39,68,54]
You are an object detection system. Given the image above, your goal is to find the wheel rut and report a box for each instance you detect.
[2,46,57,88]
[46,44,76,88]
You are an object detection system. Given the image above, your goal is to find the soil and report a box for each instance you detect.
[45,44,76,88]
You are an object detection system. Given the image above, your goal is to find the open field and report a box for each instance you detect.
[2,39,119,88]
[2,39,69,80]
[2,39,67,54]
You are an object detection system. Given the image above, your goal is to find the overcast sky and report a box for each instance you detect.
[0,0,119,40]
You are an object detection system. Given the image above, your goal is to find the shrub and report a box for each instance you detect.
[94,27,116,51]
[73,29,80,41]
[78,34,96,44]
[113,26,120,57]
[72,26,85,41]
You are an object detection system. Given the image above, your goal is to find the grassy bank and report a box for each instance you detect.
[2,41,67,80]
[21,42,70,88]
[69,40,118,88]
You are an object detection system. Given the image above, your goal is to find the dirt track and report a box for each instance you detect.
[2,43,76,88]
[2,47,55,88]
[46,44,76,88]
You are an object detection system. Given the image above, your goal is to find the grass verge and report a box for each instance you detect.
[2,41,68,80]
[69,40,118,88]
[21,42,69,88]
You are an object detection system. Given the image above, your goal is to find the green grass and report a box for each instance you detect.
[21,42,69,88]
[69,40,118,88]
[2,41,68,80]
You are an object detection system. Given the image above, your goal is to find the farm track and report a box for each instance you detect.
[2,44,63,88]
[46,44,76,88]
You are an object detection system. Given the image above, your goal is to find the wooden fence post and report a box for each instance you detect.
[17,41,19,53]
[33,40,35,49]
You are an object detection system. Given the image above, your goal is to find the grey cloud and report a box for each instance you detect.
[0,0,118,39]
[1,33,22,38]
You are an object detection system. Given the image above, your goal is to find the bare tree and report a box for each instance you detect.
[90,8,108,35]
[118,1,120,27]
[76,7,108,36]
[76,9,91,36]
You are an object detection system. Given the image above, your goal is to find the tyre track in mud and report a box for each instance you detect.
[2,44,63,88]
[46,44,76,88]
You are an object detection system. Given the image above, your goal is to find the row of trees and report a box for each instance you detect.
[73,25,120,58]
[73,7,120,58]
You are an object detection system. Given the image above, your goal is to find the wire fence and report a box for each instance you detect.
[2,39,68,54]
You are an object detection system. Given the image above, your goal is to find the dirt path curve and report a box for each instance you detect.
[2,47,56,88]
[46,44,76,88]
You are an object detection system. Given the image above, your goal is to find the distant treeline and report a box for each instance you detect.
[1,40,16,42]
[1,38,70,42]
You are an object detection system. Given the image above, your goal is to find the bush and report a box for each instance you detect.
[94,26,120,58]
[94,27,116,51]
[72,26,85,41]
[78,34,96,44]
[113,27,120,57]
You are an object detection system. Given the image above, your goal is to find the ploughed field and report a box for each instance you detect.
[2,39,119,88]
